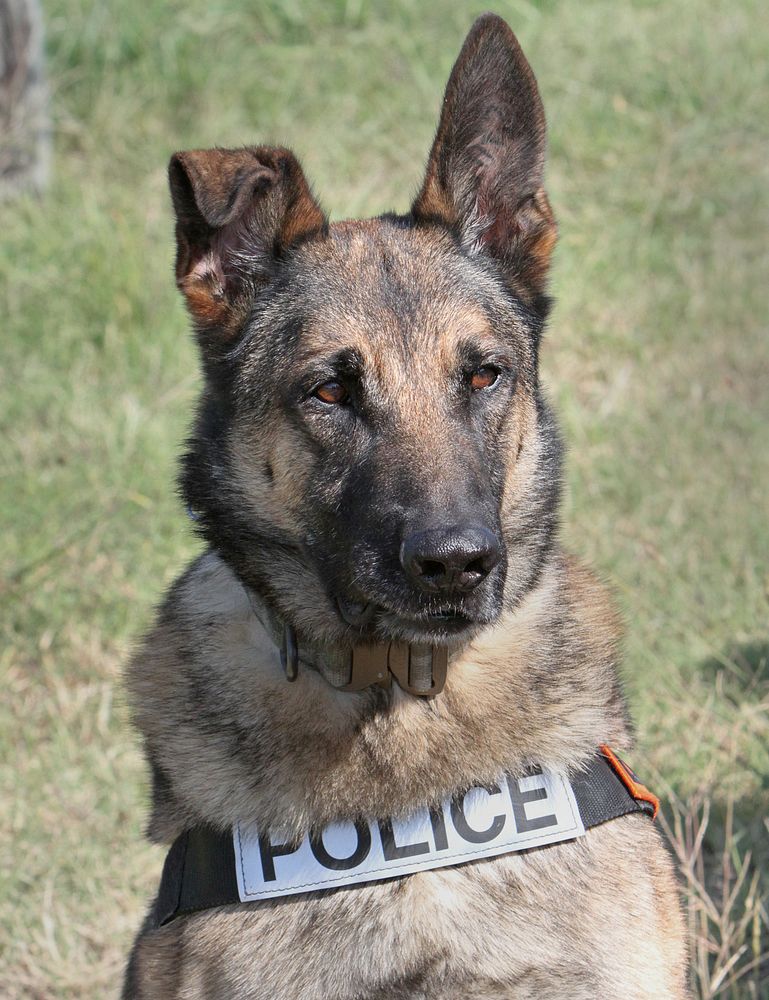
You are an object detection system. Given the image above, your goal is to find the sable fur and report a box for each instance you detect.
[123,13,689,999]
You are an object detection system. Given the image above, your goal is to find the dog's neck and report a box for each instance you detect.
[243,588,452,697]
[133,549,631,842]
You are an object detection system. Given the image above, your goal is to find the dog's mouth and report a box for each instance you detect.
[336,594,485,643]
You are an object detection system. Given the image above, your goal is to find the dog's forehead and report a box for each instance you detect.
[290,219,510,362]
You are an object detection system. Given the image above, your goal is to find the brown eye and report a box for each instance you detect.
[313,380,349,405]
[470,366,500,391]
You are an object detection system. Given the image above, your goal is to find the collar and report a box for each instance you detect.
[244,588,452,697]
[186,498,453,696]
[151,746,660,927]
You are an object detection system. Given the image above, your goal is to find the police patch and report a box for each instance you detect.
[234,767,585,901]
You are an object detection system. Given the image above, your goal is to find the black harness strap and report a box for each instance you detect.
[570,751,657,827]
[154,826,239,928]
[152,750,657,928]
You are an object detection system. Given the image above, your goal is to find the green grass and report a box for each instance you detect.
[1,0,767,995]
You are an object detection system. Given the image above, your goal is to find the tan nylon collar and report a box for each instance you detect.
[245,589,449,696]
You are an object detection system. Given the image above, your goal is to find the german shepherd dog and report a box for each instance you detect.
[123,14,689,999]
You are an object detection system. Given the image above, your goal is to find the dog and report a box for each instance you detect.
[122,14,690,999]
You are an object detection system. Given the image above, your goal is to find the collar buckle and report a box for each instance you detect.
[337,642,448,696]
[280,624,299,682]
[337,644,392,691]
[388,642,448,696]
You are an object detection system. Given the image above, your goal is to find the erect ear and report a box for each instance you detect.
[168,146,326,335]
[413,15,556,312]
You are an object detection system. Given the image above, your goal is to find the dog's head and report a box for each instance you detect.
[172,14,561,646]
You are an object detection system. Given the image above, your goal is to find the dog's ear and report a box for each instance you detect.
[169,146,326,335]
[413,15,556,311]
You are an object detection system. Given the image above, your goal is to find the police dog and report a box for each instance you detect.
[123,14,689,999]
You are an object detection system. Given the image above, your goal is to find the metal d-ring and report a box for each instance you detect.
[281,623,299,682]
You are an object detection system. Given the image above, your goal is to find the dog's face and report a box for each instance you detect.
[172,15,561,645]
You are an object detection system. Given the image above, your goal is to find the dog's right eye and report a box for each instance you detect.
[312,380,349,405]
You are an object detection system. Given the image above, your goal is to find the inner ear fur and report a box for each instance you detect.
[169,146,326,335]
[413,14,557,310]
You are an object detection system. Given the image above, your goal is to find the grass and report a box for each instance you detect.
[1,0,767,995]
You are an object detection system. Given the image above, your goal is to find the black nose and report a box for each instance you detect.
[400,525,502,594]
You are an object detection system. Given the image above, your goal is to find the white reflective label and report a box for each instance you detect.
[234,768,584,901]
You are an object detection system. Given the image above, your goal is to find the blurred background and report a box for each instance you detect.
[1,0,767,996]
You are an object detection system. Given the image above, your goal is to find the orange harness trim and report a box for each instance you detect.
[599,744,660,819]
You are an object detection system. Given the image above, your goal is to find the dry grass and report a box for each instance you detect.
[1,0,767,996]
[661,797,769,999]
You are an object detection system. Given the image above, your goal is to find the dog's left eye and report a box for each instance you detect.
[470,366,500,391]
[313,380,349,405]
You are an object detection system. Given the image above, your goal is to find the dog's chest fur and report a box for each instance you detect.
[133,821,682,999]
[126,552,687,999]
[132,550,626,839]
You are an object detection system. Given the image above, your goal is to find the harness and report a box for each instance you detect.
[152,745,659,928]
